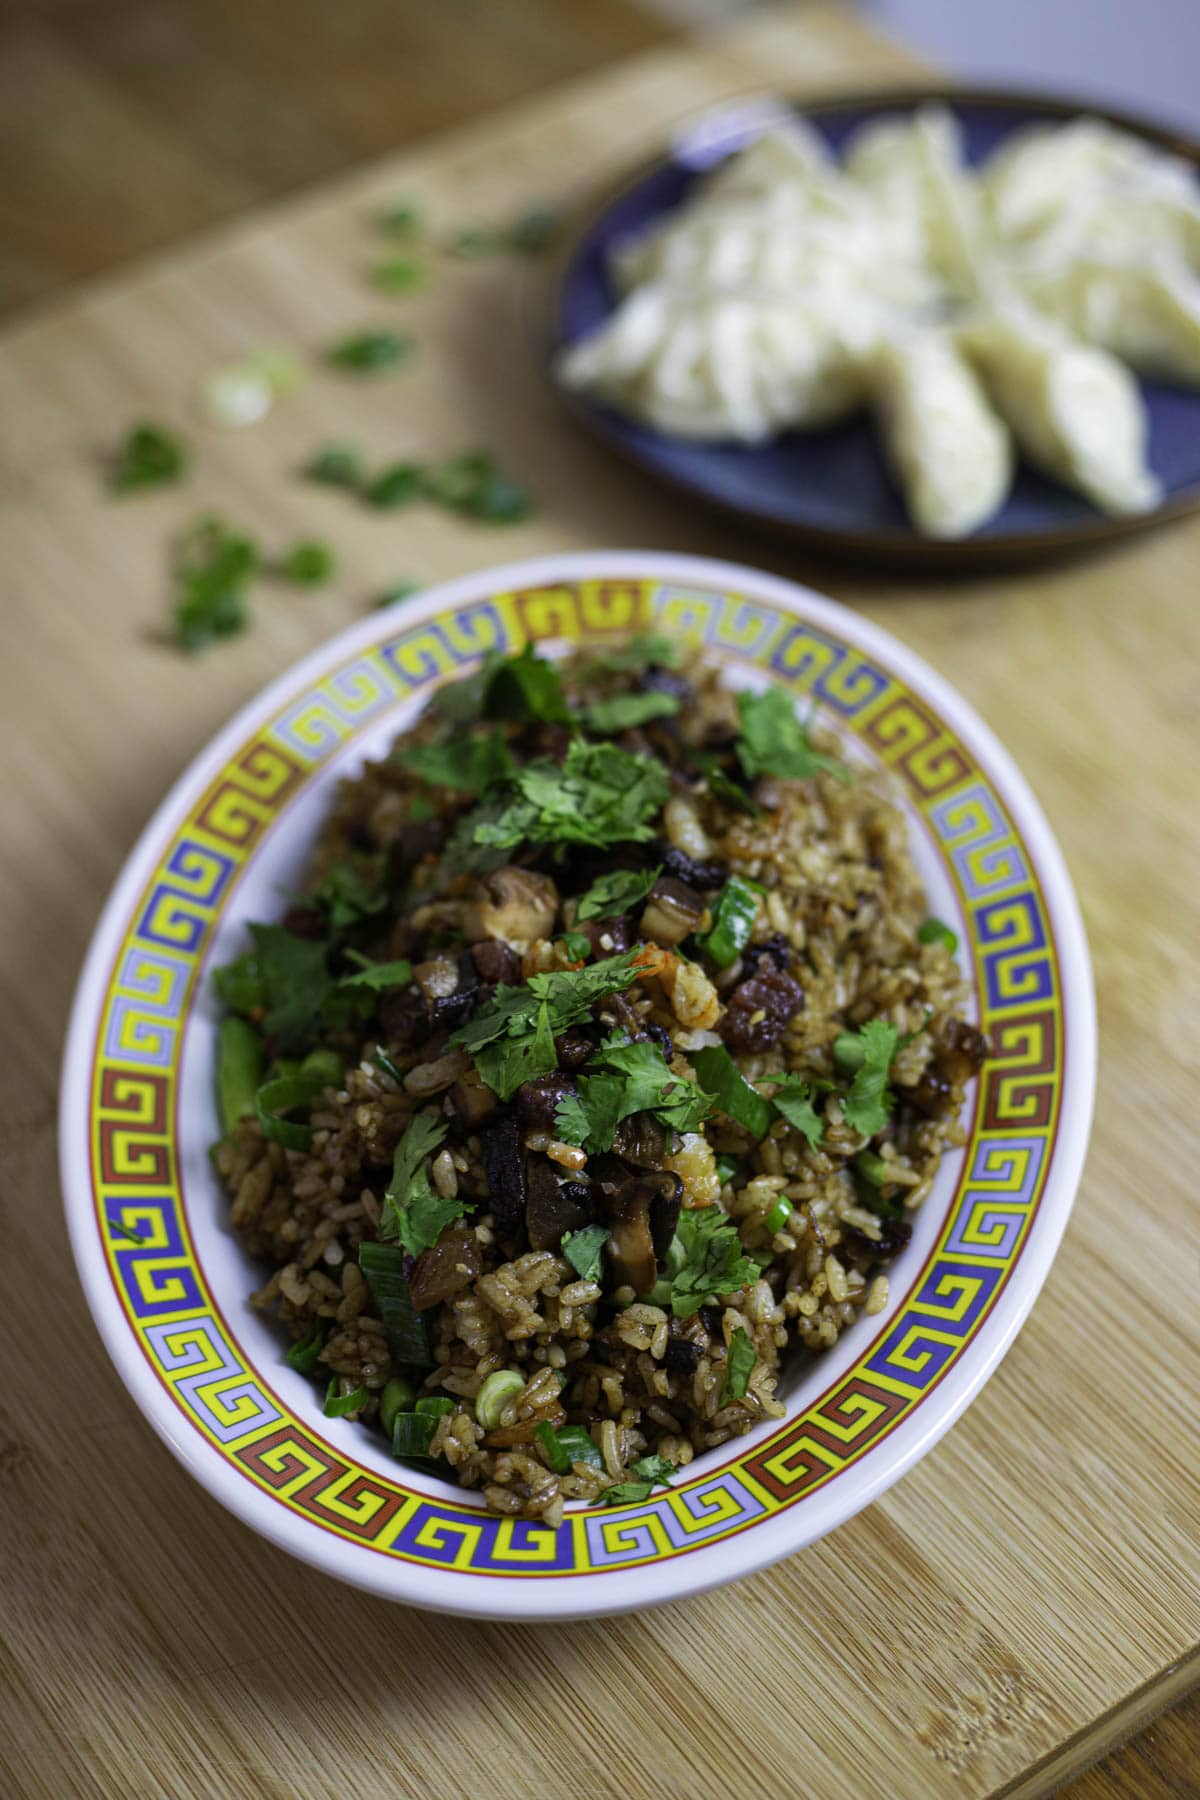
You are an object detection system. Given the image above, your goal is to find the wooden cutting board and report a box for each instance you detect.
[1,5,1196,1795]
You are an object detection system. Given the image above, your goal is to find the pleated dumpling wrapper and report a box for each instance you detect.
[958,299,1162,515]
[870,331,1014,538]
[1023,257,1200,385]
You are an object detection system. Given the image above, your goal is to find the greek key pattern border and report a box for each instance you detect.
[88,579,1063,1577]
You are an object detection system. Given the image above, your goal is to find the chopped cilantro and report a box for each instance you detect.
[110,422,189,494]
[337,953,413,991]
[839,1019,900,1138]
[735,687,850,785]
[423,451,532,523]
[561,931,592,962]
[170,516,260,652]
[369,257,425,292]
[364,462,425,509]
[917,917,958,954]
[667,1206,759,1319]
[695,753,762,818]
[446,206,560,258]
[480,643,570,725]
[630,1453,676,1485]
[586,632,683,673]
[535,1421,603,1473]
[721,1327,756,1403]
[690,1044,774,1140]
[598,1481,657,1505]
[274,540,334,584]
[451,950,644,1100]
[560,1224,609,1283]
[393,728,516,794]
[583,691,680,734]
[303,444,364,488]
[763,1074,825,1149]
[554,1034,711,1155]
[309,862,387,935]
[381,1115,460,1253]
[376,201,422,237]
[327,329,414,372]
[473,739,669,856]
[575,865,660,923]
[245,923,330,1051]
[374,580,421,610]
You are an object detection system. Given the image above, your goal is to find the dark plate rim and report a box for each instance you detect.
[545,83,1200,568]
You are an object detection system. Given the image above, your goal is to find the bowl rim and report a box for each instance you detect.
[59,550,1096,1619]
[545,84,1200,569]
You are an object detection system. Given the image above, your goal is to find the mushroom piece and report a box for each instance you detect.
[407,1227,482,1311]
[524,1158,594,1252]
[590,1157,661,1295]
[463,867,559,946]
[447,1066,499,1128]
[641,874,705,948]
[479,1116,526,1233]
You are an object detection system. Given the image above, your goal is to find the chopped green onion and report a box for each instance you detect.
[372,1047,407,1086]
[379,1376,417,1436]
[533,1421,571,1474]
[415,1394,454,1419]
[721,1327,756,1403]
[255,1072,325,1150]
[714,1154,745,1187]
[199,352,301,428]
[323,1378,368,1418]
[299,1047,343,1087]
[833,1031,868,1074]
[327,330,414,373]
[390,1411,439,1459]
[556,1425,603,1469]
[690,1044,774,1140]
[695,876,760,969]
[561,932,591,962]
[917,917,958,954]
[852,1151,894,1187]
[216,1015,263,1135]
[474,1368,525,1431]
[364,462,425,508]
[285,1317,329,1374]
[764,1196,793,1233]
[358,1240,432,1367]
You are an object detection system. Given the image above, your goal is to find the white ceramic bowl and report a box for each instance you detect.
[60,551,1095,1620]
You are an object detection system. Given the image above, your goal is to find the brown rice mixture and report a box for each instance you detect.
[212,638,987,1523]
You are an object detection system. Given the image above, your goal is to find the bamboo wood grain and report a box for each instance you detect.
[0,6,1197,1796]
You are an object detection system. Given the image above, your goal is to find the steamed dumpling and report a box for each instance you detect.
[556,284,869,441]
[982,119,1162,240]
[844,105,987,296]
[869,331,1014,538]
[1023,258,1200,384]
[959,301,1161,514]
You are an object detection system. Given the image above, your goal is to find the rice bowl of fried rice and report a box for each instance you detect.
[60,552,1094,1618]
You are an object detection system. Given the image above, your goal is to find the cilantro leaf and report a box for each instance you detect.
[630,1453,676,1486]
[560,1224,609,1283]
[303,444,365,489]
[917,917,958,954]
[598,1481,658,1506]
[721,1326,757,1403]
[170,516,260,652]
[337,954,413,991]
[695,753,762,818]
[525,951,646,1025]
[575,865,661,922]
[393,728,516,794]
[308,861,386,934]
[110,422,189,494]
[482,643,570,725]
[583,691,680,734]
[764,1075,825,1149]
[274,540,334,584]
[667,1206,759,1319]
[553,1034,710,1155]
[245,924,331,1052]
[689,1044,774,1140]
[451,951,645,1100]
[586,633,683,673]
[839,1019,900,1138]
[381,1115,458,1252]
[473,739,669,855]
[735,688,850,785]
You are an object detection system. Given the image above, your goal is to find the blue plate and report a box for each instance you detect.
[553,89,1200,565]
